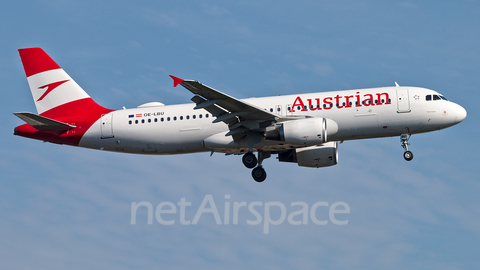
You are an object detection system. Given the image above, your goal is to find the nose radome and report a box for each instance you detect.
[454,104,467,124]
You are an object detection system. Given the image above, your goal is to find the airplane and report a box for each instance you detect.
[14,47,467,182]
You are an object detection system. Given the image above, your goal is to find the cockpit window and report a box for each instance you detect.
[426,94,447,101]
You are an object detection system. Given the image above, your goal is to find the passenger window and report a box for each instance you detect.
[129,120,132,125]
[148,119,151,123]
[199,114,202,118]
[161,118,164,122]
[193,115,196,119]
[167,117,170,121]
[186,115,190,120]
[173,116,177,121]
[206,114,209,118]
[180,116,183,120]
[141,119,145,124]
[154,118,157,122]
[135,120,138,124]
[270,108,273,112]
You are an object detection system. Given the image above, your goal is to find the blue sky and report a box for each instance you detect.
[1,1,479,269]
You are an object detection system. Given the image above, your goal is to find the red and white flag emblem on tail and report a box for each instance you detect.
[36,80,69,101]
[18,48,92,116]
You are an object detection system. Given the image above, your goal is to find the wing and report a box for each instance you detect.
[170,75,281,139]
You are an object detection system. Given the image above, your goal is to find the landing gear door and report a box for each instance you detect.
[396,88,411,113]
[100,113,114,139]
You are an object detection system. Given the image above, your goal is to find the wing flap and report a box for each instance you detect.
[14,112,76,131]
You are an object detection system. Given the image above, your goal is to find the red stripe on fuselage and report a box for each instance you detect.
[15,98,113,146]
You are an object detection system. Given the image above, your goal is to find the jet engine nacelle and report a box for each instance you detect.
[278,142,338,168]
[265,118,338,146]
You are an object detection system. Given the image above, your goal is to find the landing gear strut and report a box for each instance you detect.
[400,134,413,161]
[243,151,270,182]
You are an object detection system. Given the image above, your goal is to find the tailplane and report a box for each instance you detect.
[13,112,76,131]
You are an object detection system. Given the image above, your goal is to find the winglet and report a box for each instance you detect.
[169,75,184,87]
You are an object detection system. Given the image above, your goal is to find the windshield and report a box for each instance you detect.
[426,94,448,101]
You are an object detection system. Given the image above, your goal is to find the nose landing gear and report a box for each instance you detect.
[401,134,413,161]
[243,151,270,182]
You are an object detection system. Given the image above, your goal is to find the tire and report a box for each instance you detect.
[403,151,413,161]
[242,152,257,169]
[252,166,267,182]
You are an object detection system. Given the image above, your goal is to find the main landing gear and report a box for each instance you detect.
[400,134,413,161]
[242,152,257,169]
[242,151,269,182]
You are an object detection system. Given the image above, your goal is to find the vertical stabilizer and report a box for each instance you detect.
[18,47,108,117]
[15,48,112,146]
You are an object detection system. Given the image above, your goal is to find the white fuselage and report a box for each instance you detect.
[79,86,465,154]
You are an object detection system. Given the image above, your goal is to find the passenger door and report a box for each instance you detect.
[396,88,411,113]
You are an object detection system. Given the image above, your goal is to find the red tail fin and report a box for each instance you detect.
[18,47,110,118]
[15,48,113,146]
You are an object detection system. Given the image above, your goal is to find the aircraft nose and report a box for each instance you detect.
[453,104,467,124]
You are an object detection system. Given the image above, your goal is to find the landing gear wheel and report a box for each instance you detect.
[242,152,257,169]
[400,134,413,162]
[252,166,267,182]
[403,151,413,161]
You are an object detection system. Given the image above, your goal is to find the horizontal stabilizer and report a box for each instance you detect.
[14,112,76,131]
